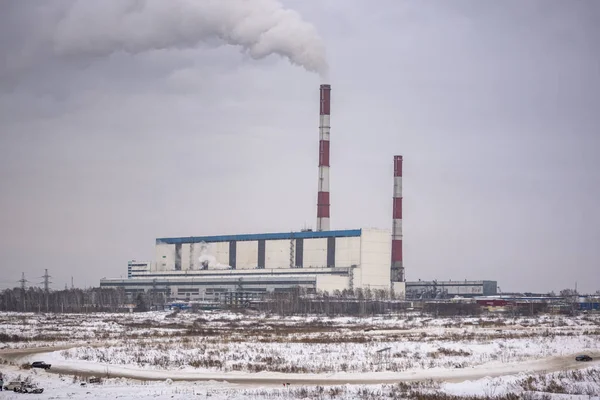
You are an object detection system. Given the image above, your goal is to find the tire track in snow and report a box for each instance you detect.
[5,347,600,386]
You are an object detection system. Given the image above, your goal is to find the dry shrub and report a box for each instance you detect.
[409,394,519,400]
[0,333,26,342]
[188,359,223,369]
[435,347,472,357]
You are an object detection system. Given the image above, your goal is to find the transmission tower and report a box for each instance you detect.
[19,272,28,290]
[42,269,52,292]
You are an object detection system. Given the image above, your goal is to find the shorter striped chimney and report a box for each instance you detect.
[391,155,404,282]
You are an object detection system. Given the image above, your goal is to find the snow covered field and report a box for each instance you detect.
[1,310,600,399]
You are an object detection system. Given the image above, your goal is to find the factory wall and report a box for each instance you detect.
[316,274,349,293]
[357,229,392,290]
[265,239,291,268]
[392,281,406,297]
[102,273,319,301]
[303,238,328,268]
[181,244,192,270]
[122,229,392,297]
[155,230,364,271]
[127,261,152,278]
[155,243,174,271]
[334,237,361,269]
[237,240,258,269]
[208,242,230,267]
[405,280,498,297]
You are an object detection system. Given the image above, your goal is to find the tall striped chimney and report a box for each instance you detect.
[317,84,331,231]
[392,155,404,281]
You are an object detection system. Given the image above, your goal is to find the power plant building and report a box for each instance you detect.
[100,84,407,301]
[100,82,496,303]
[100,228,403,301]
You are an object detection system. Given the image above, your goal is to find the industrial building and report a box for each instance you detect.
[101,83,406,301]
[101,82,495,303]
[100,228,399,301]
[405,280,498,299]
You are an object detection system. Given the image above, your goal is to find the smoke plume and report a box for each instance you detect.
[53,0,328,76]
[198,242,231,270]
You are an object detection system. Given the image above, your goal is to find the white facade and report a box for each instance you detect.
[155,243,174,271]
[357,229,392,290]
[181,244,192,270]
[155,233,369,274]
[236,240,258,270]
[392,281,406,298]
[334,236,361,268]
[105,228,396,299]
[127,261,152,278]
[265,239,291,269]
[303,237,328,268]
[316,274,349,293]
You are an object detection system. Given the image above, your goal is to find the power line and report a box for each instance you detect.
[41,269,52,292]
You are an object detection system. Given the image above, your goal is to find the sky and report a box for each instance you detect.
[0,0,599,294]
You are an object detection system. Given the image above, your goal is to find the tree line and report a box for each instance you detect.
[252,287,410,316]
[0,287,130,313]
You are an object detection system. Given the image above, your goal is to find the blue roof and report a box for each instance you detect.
[156,229,362,244]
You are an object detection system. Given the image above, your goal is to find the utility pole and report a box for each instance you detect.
[71,276,74,290]
[42,269,52,312]
[19,272,28,312]
[19,272,28,290]
[151,279,157,310]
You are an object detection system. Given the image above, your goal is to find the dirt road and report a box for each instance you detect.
[0,345,75,360]
[3,346,599,386]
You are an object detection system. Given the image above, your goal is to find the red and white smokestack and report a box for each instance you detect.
[392,155,404,281]
[317,84,331,231]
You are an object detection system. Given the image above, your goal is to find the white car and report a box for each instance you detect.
[20,383,44,394]
[4,381,25,392]
[3,381,44,393]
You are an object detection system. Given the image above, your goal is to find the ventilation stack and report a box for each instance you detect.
[392,155,404,282]
[317,84,331,231]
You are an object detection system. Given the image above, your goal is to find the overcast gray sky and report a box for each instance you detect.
[1,0,599,294]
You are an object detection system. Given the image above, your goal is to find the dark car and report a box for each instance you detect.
[30,361,51,370]
[575,355,593,362]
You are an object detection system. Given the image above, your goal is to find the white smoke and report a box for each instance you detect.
[198,242,232,270]
[53,0,328,76]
